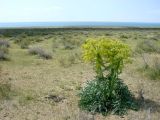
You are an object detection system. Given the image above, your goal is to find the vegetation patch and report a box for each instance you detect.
[14,33,43,49]
[57,53,77,67]
[0,83,12,100]
[45,95,65,103]
[136,40,160,54]
[0,40,10,48]
[18,90,36,106]
[0,40,10,60]
[79,38,138,115]
[139,54,160,80]
[28,47,52,59]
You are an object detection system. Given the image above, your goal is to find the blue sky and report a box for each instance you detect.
[0,0,160,22]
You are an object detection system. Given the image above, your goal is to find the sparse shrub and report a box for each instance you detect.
[0,40,10,60]
[63,43,75,50]
[0,51,8,60]
[120,34,129,39]
[14,35,43,49]
[140,55,160,80]
[105,33,112,36]
[57,53,76,67]
[0,40,10,48]
[20,40,30,49]
[79,38,137,115]
[14,38,31,49]
[67,53,76,64]
[28,47,44,55]
[39,50,52,59]
[57,56,67,67]
[28,47,52,59]
[61,39,75,50]
[136,40,160,53]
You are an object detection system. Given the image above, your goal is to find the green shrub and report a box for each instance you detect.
[79,78,137,115]
[28,47,52,59]
[79,38,137,115]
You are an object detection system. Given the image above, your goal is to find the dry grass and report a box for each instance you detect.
[28,46,52,59]
[138,54,160,80]
[0,40,10,60]
[0,29,160,120]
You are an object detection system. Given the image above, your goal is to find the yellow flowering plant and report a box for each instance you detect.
[82,37,131,79]
[79,38,137,115]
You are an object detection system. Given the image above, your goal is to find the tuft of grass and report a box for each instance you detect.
[139,54,160,80]
[136,40,160,53]
[0,83,12,100]
[0,40,10,60]
[57,53,76,67]
[18,91,36,106]
[0,67,13,100]
[145,57,160,80]
[28,47,52,59]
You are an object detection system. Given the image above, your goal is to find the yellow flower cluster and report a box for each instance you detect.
[82,38,130,61]
[82,37,131,75]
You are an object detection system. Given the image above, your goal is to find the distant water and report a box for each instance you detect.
[0,22,160,28]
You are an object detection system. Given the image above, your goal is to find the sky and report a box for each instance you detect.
[0,0,160,23]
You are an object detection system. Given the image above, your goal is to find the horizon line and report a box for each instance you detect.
[0,21,160,23]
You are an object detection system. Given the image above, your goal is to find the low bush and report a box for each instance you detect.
[14,34,43,49]
[0,40,10,48]
[0,40,10,60]
[140,55,160,80]
[57,53,76,67]
[120,34,129,39]
[28,47,52,59]
[20,40,30,49]
[136,40,160,53]
[0,51,8,60]
[14,38,31,49]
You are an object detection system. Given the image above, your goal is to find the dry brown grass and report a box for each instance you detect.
[0,29,160,120]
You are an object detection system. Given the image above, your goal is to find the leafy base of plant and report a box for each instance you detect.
[79,77,138,115]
